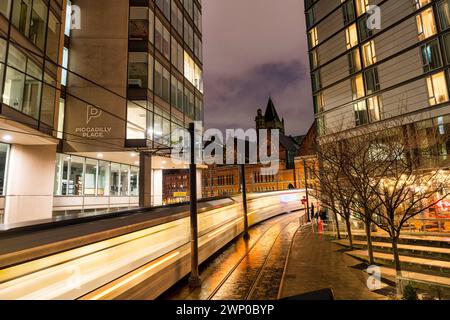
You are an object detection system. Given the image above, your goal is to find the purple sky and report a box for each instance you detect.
[202,0,314,136]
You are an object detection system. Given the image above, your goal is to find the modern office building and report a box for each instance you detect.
[305,0,450,218]
[0,0,204,224]
[55,0,204,214]
[0,0,65,224]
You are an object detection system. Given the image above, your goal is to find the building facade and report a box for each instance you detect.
[0,0,204,224]
[305,0,450,220]
[0,0,65,224]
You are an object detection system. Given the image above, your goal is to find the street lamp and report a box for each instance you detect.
[303,159,311,223]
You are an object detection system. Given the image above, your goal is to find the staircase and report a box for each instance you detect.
[334,234,450,298]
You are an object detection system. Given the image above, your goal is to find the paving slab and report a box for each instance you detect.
[279,225,385,300]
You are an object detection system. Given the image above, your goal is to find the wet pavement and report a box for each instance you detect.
[159,212,301,300]
[279,224,388,300]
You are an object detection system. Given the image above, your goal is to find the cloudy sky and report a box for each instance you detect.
[202,0,314,136]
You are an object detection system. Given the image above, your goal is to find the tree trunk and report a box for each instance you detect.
[392,236,403,296]
[345,216,353,249]
[365,219,375,265]
[334,210,341,239]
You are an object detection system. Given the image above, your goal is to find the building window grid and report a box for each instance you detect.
[54,154,139,197]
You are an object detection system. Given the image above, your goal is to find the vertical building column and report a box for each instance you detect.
[196,169,203,200]
[152,169,163,206]
[4,145,57,224]
[139,152,152,207]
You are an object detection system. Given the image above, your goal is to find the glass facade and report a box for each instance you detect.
[127,0,204,145]
[0,0,63,130]
[54,154,139,197]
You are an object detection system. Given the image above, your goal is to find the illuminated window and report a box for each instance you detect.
[416,8,437,40]
[348,48,362,74]
[355,0,368,16]
[414,0,432,9]
[351,73,365,100]
[127,101,147,139]
[346,23,358,49]
[362,41,377,67]
[308,27,318,48]
[426,71,449,105]
[367,96,383,122]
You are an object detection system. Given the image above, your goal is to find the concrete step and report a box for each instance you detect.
[376,266,450,299]
[334,239,450,262]
[351,233,450,249]
[347,250,450,277]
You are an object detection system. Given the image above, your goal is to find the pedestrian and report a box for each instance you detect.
[311,203,315,223]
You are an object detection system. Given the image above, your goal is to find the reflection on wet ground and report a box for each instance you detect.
[159,212,301,300]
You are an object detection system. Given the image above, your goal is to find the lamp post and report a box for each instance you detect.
[303,159,311,223]
[240,164,250,240]
[188,123,201,288]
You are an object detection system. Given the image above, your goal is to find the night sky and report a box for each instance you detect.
[202,0,314,136]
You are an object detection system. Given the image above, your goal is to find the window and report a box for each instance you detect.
[442,32,450,63]
[426,71,449,105]
[128,52,148,89]
[46,12,61,63]
[354,101,369,126]
[0,0,11,18]
[348,48,361,74]
[120,165,130,196]
[127,101,147,139]
[68,156,84,196]
[355,0,368,17]
[184,18,194,50]
[342,0,356,25]
[308,27,318,48]
[421,39,443,72]
[306,8,315,28]
[154,61,170,101]
[171,0,183,36]
[98,161,110,196]
[61,47,69,86]
[29,0,48,50]
[313,93,324,114]
[358,16,373,41]
[364,68,380,94]
[85,159,98,196]
[310,49,319,69]
[367,96,383,122]
[345,24,358,49]
[129,7,149,40]
[110,163,121,196]
[130,167,139,196]
[41,73,56,125]
[414,0,432,9]
[351,73,365,99]
[155,18,170,59]
[362,41,377,67]
[311,71,321,92]
[438,0,450,31]
[416,8,437,40]
[3,46,26,111]
[0,143,9,196]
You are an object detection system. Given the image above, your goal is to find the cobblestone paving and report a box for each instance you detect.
[159,212,300,300]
